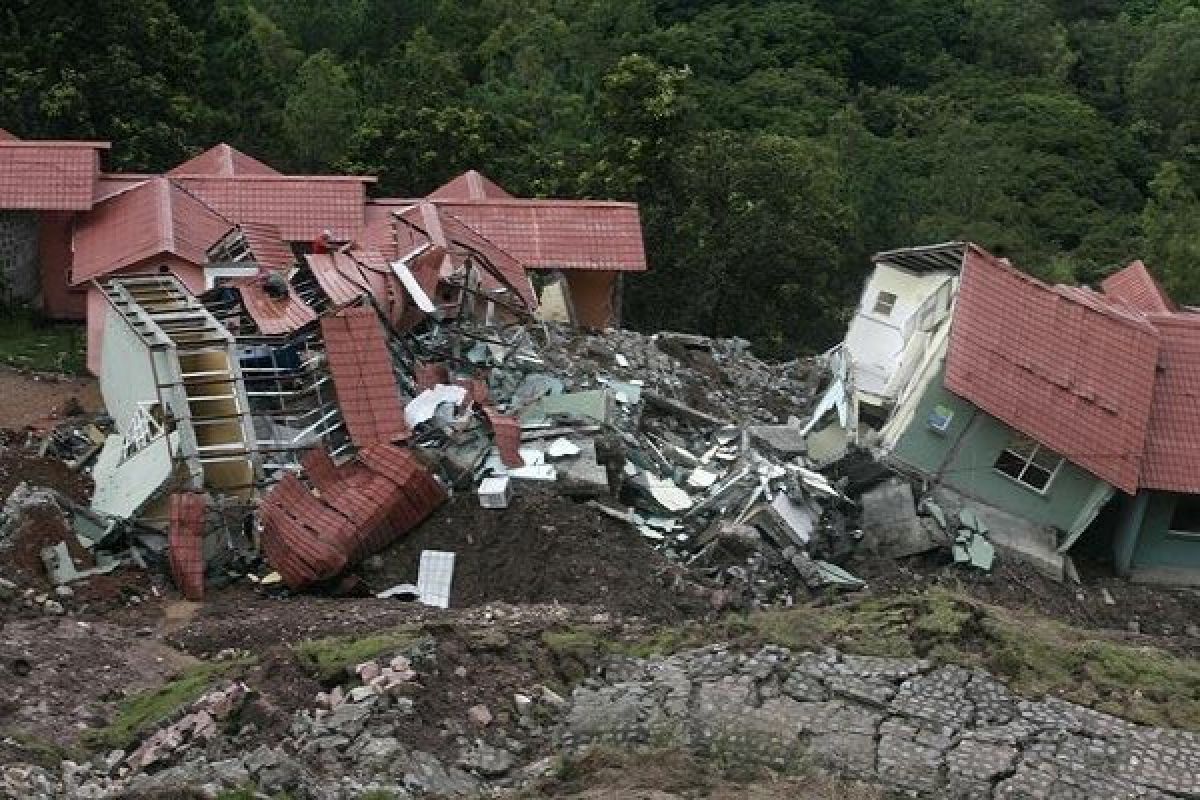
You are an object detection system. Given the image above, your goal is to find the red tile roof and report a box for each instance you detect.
[235,274,318,336]
[435,199,647,272]
[72,177,233,283]
[93,174,150,203]
[428,169,514,200]
[304,251,370,306]
[238,222,294,270]
[1101,260,1176,314]
[944,246,1160,493]
[261,443,445,589]
[173,175,371,242]
[1140,313,1200,493]
[0,140,107,210]
[320,306,409,446]
[168,143,282,177]
[393,202,537,309]
[168,492,207,601]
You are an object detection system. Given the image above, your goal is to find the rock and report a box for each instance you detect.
[54,585,73,598]
[457,741,515,777]
[403,750,479,797]
[0,578,17,601]
[357,661,382,683]
[348,686,376,703]
[325,699,374,737]
[1128,619,1141,634]
[513,693,533,716]
[43,599,65,615]
[359,736,404,762]
[539,686,567,709]
[1186,624,1200,638]
[467,704,493,727]
[1101,588,1116,606]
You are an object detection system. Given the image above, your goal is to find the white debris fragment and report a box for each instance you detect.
[404,385,467,427]
[544,437,582,459]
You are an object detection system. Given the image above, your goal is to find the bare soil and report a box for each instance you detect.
[0,365,102,431]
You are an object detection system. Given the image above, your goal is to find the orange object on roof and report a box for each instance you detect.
[945,246,1159,494]
[168,143,283,177]
[0,138,108,210]
[320,306,409,446]
[72,177,233,283]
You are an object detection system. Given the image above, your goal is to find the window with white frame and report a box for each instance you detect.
[993,435,1062,492]
[872,291,898,316]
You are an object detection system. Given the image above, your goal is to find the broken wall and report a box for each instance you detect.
[888,362,1113,538]
[0,210,39,305]
[843,263,955,404]
[99,304,160,433]
[564,270,618,329]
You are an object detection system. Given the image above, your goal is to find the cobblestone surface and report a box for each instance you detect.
[565,644,1200,798]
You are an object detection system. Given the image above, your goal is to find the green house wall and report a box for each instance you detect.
[1115,491,1200,575]
[889,364,1110,533]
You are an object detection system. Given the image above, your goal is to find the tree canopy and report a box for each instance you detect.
[2,0,1198,356]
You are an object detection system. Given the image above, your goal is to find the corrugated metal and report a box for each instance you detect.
[944,246,1159,494]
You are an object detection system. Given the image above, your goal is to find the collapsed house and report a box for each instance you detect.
[834,243,1200,585]
[0,134,648,375]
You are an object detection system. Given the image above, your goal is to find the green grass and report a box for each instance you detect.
[0,730,87,768]
[82,659,253,752]
[0,309,85,374]
[292,626,424,683]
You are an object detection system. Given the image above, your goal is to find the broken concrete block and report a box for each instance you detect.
[860,477,936,559]
[467,704,493,727]
[748,424,808,457]
[477,476,512,509]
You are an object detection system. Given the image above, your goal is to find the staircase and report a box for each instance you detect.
[100,275,260,496]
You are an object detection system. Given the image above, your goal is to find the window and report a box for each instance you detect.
[994,435,1062,492]
[872,291,898,316]
[1169,495,1200,538]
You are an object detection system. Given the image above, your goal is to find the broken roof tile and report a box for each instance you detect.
[304,252,369,306]
[320,306,409,447]
[168,492,207,601]
[235,274,318,336]
[482,406,523,468]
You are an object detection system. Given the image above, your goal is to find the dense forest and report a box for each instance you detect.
[2,0,1199,355]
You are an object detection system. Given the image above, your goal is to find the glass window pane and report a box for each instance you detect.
[1022,464,1052,490]
[994,450,1025,478]
[1030,446,1062,471]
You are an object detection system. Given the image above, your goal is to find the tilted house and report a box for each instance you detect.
[870,245,1200,584]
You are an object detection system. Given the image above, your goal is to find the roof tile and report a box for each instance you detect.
[320,306,408,447]
[0,141,105,210]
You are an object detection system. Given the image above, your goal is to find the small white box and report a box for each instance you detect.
[477,476,512,509]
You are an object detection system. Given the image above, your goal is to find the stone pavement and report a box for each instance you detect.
[564,644,1200,799]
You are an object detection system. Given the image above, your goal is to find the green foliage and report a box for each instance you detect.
[3,0,1198,353]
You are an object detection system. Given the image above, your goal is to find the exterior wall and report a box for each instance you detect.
[39,211,85,319]
[565,270,618,330]
[1114,490,1200,584]
[889,362,1112,535]
[86,257,204,375]
[844,263,956,403]
[0,210,40,305]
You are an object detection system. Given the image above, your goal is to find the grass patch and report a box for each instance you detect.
[82,659,252,752]
[0,309,85,374]
[293,626,423,683]
[0,729,87,768]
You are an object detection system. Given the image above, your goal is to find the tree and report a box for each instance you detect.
[282,50,358,172]
[1141,160,1200,302]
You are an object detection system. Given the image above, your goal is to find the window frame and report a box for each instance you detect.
[872,290,898,317]
[993,436,1064,494]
